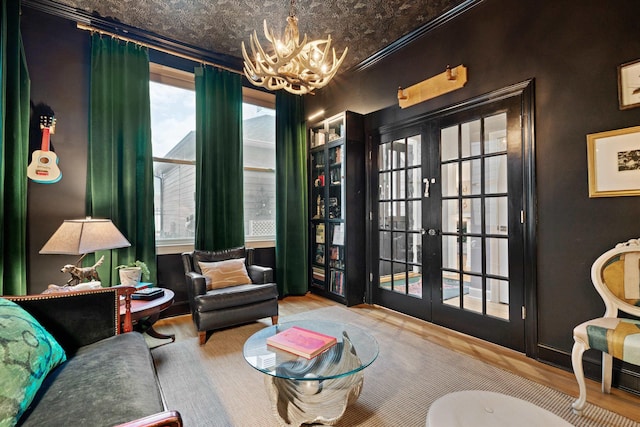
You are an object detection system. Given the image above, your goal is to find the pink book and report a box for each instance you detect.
[267,326,337,359]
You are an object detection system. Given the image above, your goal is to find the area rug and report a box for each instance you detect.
[151,306,639,427]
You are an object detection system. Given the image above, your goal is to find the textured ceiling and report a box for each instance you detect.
[50,0,466,71]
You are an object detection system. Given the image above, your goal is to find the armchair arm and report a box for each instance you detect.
[247,264,274,284]
[185,271,207,296]
[115,410,183,427]
[4,286,136,354]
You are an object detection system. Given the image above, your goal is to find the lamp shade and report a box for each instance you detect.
[39,218,131,255]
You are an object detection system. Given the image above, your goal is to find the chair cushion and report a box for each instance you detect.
[192,247,246,274]
[0,299,67,426]
[574,317,640,364]
[195,282,278,312]
[199,258,252,290]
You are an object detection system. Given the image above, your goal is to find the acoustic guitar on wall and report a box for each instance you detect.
[27,115,61,184]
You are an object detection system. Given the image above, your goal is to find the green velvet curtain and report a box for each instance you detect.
[0,0,29,295]
[194,66,244,251]
[275,92,308,296]
[86,34,156,286]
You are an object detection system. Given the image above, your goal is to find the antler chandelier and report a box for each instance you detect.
[241,0,348,95]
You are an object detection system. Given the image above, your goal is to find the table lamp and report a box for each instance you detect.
[40,217,131,285]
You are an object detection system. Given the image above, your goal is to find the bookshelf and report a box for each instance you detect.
[308,111,365,306]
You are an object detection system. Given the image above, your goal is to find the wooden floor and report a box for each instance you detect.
[157,293,640,422]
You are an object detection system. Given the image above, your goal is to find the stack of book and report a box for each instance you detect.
[132,287,164,300]
[267,326,337,359]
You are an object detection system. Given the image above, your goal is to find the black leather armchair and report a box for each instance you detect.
[182,246,279,345]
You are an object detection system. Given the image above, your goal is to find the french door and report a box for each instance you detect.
[372,89,532,352]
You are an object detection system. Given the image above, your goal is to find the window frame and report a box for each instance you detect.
[149,63,276,254]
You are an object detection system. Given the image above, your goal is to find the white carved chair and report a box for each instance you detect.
[571,238,640,415]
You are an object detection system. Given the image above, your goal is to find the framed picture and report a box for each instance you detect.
[618,59,640,110]
[587,126,640,197]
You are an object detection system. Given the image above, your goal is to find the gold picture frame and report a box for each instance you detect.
[618,59,640,110]
[587,126,640,197]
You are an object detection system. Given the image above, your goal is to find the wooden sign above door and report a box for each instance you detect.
[398,64,468,109]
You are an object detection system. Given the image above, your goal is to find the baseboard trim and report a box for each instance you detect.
[537,344,640,396]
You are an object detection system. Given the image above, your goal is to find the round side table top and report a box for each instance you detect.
[120,288,174,321]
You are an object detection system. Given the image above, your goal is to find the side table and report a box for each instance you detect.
[120,288,175,342]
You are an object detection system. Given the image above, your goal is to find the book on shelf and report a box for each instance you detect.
[312,266,325,282]
[266,326,337,359]
[330,270,345,296]
[316,223,325,243]
[332,223,344,245]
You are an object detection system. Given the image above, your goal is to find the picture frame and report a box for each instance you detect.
[587,126,640,197]
[617,59,640,110]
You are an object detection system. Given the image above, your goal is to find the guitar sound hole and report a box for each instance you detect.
[40,157,50,164]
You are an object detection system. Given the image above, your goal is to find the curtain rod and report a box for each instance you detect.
[76,22,244,76]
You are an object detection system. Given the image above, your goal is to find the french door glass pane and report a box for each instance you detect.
[407,201,421,232]
[465,198,482,234]
[407,167,421,198]
[441,126,458,161]
[442,235,459,270]
[486,196,508,235]
[379,143,391,170]
[379,233,391,270]
[393,232,406,262]
[392,140,406,168]
[443,272,461,305]
[485,155,507,194]
[379,171,391,199]
[408,233,422,264]
[441,163,459,197]
[466,274,483,314]
[486,237,509,277]
[487,278,509,319]
[379,260,392,289]
[379,202,391,230]
[484,113,507,154]
[442,200,458,233]
[407,136,421,166]
[461,120,481,158]
[393,266,407,294]
[392,170,405,199]
[408,264,422,297]
[393,201,406,230]
[465,237,482,275]
[461,159,481,195]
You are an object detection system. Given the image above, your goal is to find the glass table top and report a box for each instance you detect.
[243,320,379,381]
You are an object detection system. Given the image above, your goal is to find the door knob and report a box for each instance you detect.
[427,229,439,236]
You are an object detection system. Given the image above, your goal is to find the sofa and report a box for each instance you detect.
[1,286,182,427]
[182,246,278,345]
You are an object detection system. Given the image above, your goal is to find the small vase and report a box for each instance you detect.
[119,267,142,286]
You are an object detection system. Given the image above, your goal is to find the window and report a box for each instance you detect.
[243,102,276,242]
[149,63,276,250]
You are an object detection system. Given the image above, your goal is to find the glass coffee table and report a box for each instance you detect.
[243,320,379,426]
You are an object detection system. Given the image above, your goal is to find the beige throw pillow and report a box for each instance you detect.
[198,258,252,290]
